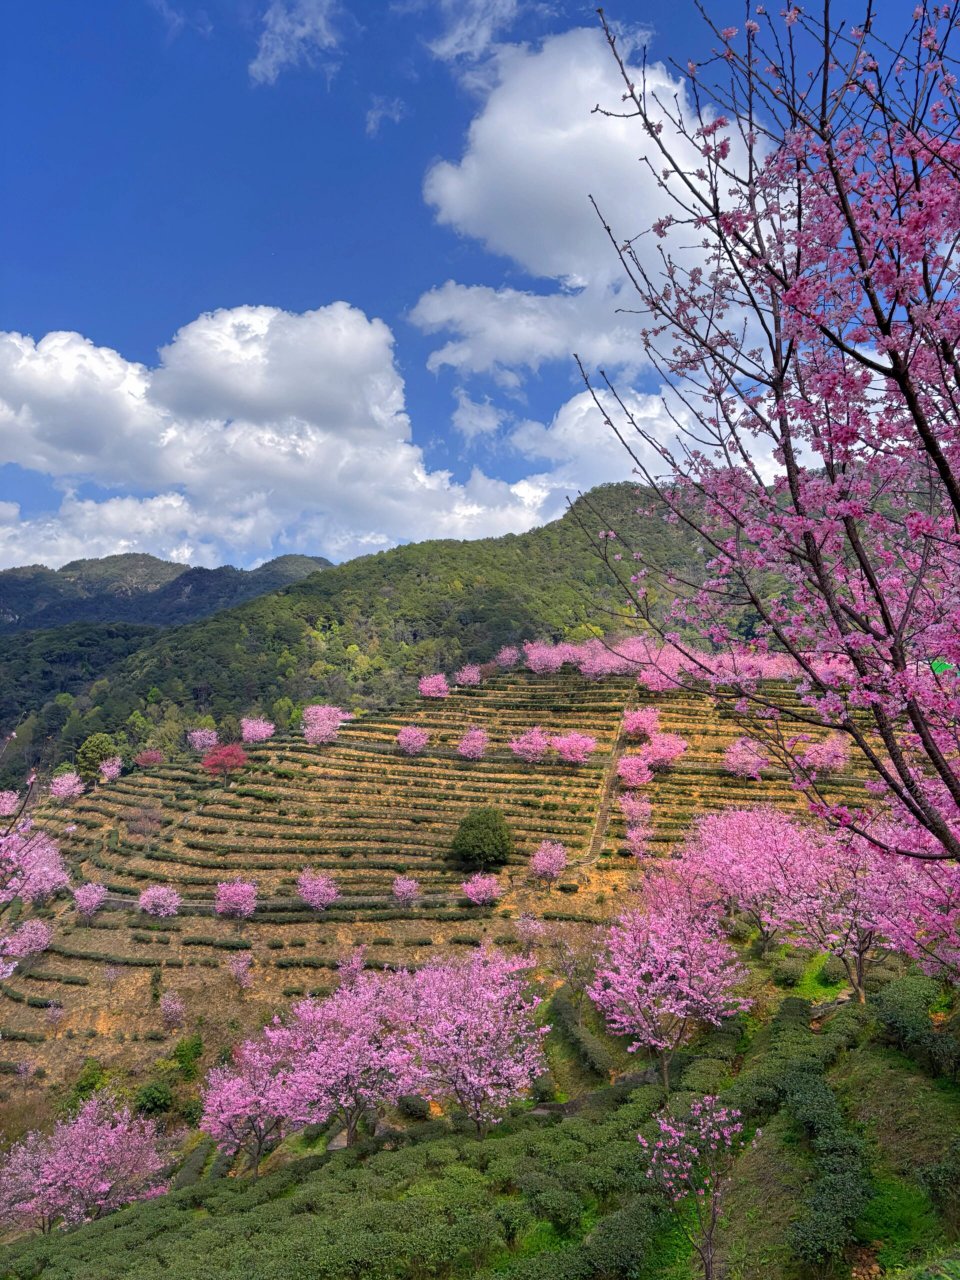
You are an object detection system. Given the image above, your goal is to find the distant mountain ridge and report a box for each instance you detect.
[0,552,332,631]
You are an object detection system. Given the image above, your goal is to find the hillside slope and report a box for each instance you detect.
[0,553,331,632]
[0,484,700,781]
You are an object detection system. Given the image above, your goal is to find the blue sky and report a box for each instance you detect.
[0,0,731,568]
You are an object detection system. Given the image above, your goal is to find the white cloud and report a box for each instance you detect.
[424,0,520,63]
[0,305,658,569]
[365,96,406,137]
[451,387,503,438]
[249,0,340,85]
[411,278,644,382]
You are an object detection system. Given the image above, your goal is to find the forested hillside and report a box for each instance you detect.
[0,553,331,632]
[0,485,700,783]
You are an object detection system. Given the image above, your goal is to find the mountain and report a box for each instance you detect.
[0,553,332,631]
[0,484,702,781]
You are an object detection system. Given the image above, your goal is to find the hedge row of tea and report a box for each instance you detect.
[3,977,959,1280]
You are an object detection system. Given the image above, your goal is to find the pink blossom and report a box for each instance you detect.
[550,733,597,765]
[297,870,339,911]
[133,750,165,767]
[799,734,850,774]
[214,880,257,920]
[73,882,107,921]
[530,840,568,884]
[98,756,122,783]
[494,645,520,668]
[457,727,489,760]
[637,732,688,771]
[187,728,218,753]
[509,726,551,764]
[0,791,20,818]
[724,737,770,780]
[4,919,53,961]
[392,876,420,906]
[228,952,253,990]
[418,674,450,699]
[160,991,185,1031]
[455,664,482,687]
[461,873,502,906]
[623,707,661,739]
[49,772,84,802]
[138,885,181,918]
[301,704,352,746]
[617,755,654,788]
[240,717,275,744]
[397,725,430,755]
[0,1095,167,1232]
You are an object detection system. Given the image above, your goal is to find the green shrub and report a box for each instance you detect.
[135,1080,174,1115]
[772,956,806,988]
[449,807,514,872]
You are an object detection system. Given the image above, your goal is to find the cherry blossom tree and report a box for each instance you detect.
[138,885,181,918]
[461,873,501,907]
[509,726,551,764]
[49,772,84,802]
[397,725,430,756]
[409,949,548,1135]
[617,755,653,788]
[0,1095,166,1234]
[187,728,218,754]
[590,884,749,1094]
[302,705,352,746]
[623,707,660,739]
[798,735,851,776]
[550,733,597,765]
[620,791,654,858]
[3,920,53,974]
[418,674,450,699]
[201,1039,291,1176]
[455,664,482,687]
[3,830,69,906]
[133,749,165,767]
[639,1097,750,1280]
[215,880,257,921]
[228,952,253,992]
[392,876,420,907]
[73,882,108,922]
[98,757,123,783]
[240,717,275,744]
[723,739,770,781]
[495,645,520,668]
[297,870,339,911]
[201,744,249,783]
[457,727,489,760]
[160,991,185,1031]
[637,733,688,772]
[523,642,567,675]
[275,975,418,1146]
[0,791,20,818]
[580,3,960,861]
[530,841,568,885]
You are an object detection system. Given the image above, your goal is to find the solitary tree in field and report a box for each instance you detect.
[201,744,248,784]
[581,3,960,861]
[450,807,514,872]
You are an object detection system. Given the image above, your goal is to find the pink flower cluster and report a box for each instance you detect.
[215,880,258,920]
[160,991,185,1031]
[397,725,430,756]
[228,952,253,990]
[240,717,275,744]
[461,873,502,906]
[623,707,660,739]
[454,664,482,687]
[138,885,181,918]
[418,674,450,699]
[457,727,489,760]
[509,726,551,763]
[724,737,769,780]
[297,870,339,911]
[4,919,53,961]
[302,704,352,746]
[0,791,20,818]
[73,882,108,921]
[98,757,123,783]
[392,875,420,906]
[49,772,84,802]
[133,750,165,767]
[530,841,567,884]
[550,733,597,765]
[187,728,218,754]
[495,646,519,668]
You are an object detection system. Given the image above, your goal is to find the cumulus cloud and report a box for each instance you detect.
[411,27,712,394]
[0,304,656,569]
[249,0,340,85]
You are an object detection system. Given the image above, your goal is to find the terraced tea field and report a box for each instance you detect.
[0,672,866,1084]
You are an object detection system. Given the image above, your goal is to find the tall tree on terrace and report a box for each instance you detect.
[578,3,960,861]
